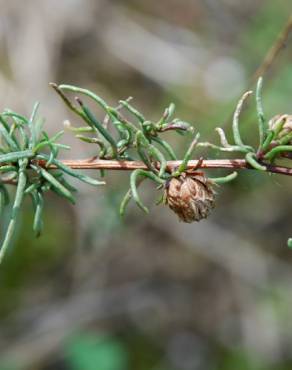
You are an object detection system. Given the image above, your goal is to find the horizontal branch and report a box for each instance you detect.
[33,158,292,176]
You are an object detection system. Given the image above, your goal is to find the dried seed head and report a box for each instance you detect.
[165,172,215,223]
[269,114,292,140]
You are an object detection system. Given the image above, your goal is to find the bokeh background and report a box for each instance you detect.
[0,1,292,369]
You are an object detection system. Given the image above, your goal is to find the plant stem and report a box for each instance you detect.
[17,158,292,176]
[251,13,292,83]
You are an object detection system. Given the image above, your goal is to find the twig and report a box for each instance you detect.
[223,13,292,129]
[1,78,292,258]
[251,13,292,83]
[20,158,292,176]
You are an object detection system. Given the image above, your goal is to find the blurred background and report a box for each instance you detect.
[0,0,292,369]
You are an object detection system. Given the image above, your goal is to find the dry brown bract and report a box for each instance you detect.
[165,172,215,223]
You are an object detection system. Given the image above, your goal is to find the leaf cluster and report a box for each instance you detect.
[0,103,104,263]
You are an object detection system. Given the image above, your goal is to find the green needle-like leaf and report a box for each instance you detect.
[39,167,75,204]
[36,154,105,186]
[279,132,292,145]
[78,100,118,158]
[0,150,34,164]
[28,102,40,148]
[120,188,133,217]
[119,99,145,124]
[245,152,266,171]
[149,145,167,178]
[261,131,275,153]
[0,116,20,151]
[130,170,149,214]
[0,165,17,173]
[157,103,176,128]
[256,77,266,149]
[232,91,254,149]
[24,183,40,195]
[0,184,9,215]
[0,159,28,264]
[31,190,44,237]
[264,145,292,161]
[211,171,238,184]
[50,83,88,123]
[151,137,177,160]
[174,132,200,176]
[3,111,29,124]
[130,169,165,214]
[198,142,251,153]
[58,84,109,111]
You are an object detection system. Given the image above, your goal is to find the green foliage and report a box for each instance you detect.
[64,333,128,370]
[219,348,265,370]
[0,104,104,264]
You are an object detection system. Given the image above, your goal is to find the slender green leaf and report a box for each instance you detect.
[0,150,33,164]
[0,159,27,264]
[37,154,105,186]
[39,167,75,204]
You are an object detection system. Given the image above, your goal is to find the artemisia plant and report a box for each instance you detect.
[0,77,291,264]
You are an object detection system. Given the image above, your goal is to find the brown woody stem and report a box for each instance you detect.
[32,158,292,176]
[1,159,291,186]
[252,13,292,83]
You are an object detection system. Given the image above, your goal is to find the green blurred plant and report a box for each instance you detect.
[0,77,292,264]
[0,103,104,264]
[65,333,128,370]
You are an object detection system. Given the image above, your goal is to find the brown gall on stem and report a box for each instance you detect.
[164,172,216,223]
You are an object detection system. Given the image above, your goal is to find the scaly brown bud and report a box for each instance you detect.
[165,172,215,223]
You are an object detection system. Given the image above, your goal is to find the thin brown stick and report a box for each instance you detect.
[223,13,292,129]
[251,13,292,84]
[30,158,292,176]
